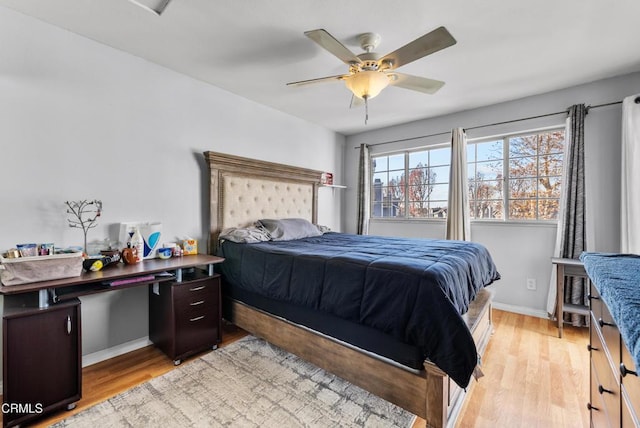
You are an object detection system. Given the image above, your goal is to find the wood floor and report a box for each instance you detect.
[7,310,589,428]
[453,310,589,428]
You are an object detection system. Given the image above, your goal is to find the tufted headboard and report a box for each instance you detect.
[204,151,322,252]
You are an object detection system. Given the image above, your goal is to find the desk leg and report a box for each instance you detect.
[556,264,564,338]
[38,289,49,309]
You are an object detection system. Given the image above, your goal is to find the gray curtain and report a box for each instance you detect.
[357,144,370,235]
[547,104,587,326]
[446,128,471,241]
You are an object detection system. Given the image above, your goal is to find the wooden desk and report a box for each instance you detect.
[551,257,590,338]
[0,254,223,307]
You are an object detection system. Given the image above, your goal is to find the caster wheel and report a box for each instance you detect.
[67,402,77,411]
[174,359,181,366]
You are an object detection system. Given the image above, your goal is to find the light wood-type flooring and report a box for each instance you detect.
[5,309,589,427]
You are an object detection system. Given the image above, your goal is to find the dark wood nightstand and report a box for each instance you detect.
[149,271,222,365]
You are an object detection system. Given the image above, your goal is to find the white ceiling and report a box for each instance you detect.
[2,0,640,135]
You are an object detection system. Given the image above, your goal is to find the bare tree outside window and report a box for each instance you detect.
[507,131,564,220]
[371,149,447,219]
[402,165,436,217]
[371,128,563,222]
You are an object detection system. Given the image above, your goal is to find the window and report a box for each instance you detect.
[371,146,451,219]
[370,128,565,222]
[468,129,565,220]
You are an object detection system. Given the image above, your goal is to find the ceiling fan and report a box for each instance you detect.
[286,26,457,123]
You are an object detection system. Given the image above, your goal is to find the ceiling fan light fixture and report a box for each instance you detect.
[344,71,390,100]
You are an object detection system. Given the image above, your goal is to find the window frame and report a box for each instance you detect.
[370,143,451,220]
[468,127,565,223]
[369,126,565,223]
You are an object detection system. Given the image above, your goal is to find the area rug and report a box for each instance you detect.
[52,336,415,427]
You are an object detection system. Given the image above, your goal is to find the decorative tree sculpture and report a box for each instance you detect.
[65,199,102,255]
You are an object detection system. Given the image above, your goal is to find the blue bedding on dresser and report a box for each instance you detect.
[218,232,500,387]
[580,252,640,369]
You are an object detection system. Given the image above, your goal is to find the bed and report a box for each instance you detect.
[204,151,499,428]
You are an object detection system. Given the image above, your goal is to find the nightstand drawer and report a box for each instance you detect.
[175,301,217,325]
[173,277,218,303]
[175,308,219,354]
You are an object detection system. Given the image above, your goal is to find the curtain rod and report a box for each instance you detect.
[353,99,623,150]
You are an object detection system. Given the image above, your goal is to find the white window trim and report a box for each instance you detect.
[371,143,451,220]
[370,126,565,223]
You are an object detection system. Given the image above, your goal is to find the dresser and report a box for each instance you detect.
[582,253,640,427]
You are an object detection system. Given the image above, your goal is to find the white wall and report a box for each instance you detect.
[345,72,640,316]
[0,6,344,363]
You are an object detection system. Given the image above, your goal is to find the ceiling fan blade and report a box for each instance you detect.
[304,29,363,65]
[388,73,445,94]
[379,26,456,70]
[286,74,349,87]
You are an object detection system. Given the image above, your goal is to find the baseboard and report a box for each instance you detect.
[492,302,549,319]
[82,337,153,368]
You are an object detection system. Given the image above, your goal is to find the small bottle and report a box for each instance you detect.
[130,228,144,263]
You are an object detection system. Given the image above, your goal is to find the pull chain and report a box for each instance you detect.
[364,96,369,125]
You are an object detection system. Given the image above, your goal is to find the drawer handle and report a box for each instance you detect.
[189,286,206,292]
[620,363,638,377]
[189,315,205,322]
[587,344,598,352]
[587,294,600,301]
[598,318,615,328]
[587,403,599,412]
[598,385,613,395]
[190,300,205,306]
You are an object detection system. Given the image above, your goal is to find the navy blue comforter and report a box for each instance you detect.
[219,232,500,387]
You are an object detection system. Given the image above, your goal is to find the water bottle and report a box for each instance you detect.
[131,228,144,263]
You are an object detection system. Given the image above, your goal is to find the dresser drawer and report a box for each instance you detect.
[590,316,621,424]
[590,360,613,428]
[598,303,621,367]
[589,283,603,321]
[591,313,616,377]
[622,344,640,420]
[622,388,639,428]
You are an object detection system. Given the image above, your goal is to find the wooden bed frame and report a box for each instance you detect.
[204,151,493,428]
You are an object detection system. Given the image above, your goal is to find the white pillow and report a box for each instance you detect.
[257,218,323,241]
